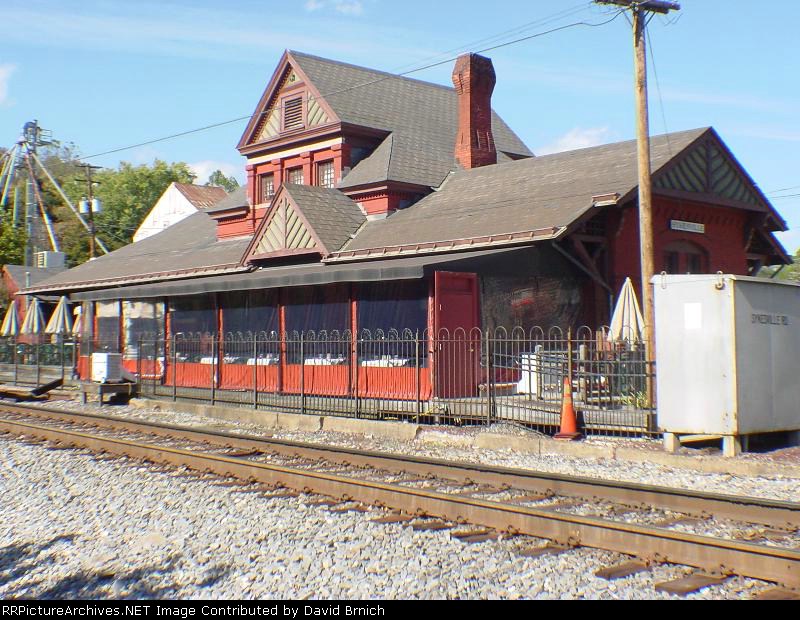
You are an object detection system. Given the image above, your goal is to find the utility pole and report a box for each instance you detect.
[596,0,680,405]
[77,164,102,259]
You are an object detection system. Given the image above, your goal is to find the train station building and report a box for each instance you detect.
[20,50,789,408]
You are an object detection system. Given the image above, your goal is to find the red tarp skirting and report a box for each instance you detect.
[219,365,280,392]
[357,367,432,400]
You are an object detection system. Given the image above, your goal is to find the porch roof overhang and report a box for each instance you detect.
[69,247,525,302]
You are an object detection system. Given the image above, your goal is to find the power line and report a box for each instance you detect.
[767,185,800,195]
[388,2,593,74]
[646,24,672,156]
[81,9,624,161]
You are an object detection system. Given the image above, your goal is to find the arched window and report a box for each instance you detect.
[663,240,708,274]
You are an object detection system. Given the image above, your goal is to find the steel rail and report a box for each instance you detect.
[1,415,799,588]
[6,402,800,530]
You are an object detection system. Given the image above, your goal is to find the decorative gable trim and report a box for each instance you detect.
[652,129,785,229]
[237,51,339,153]
[242,186,327,264]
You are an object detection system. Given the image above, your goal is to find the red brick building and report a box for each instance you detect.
[22,51,789,398]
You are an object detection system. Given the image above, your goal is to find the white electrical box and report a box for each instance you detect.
[91,353,123,383]
[654,274,800,437]
[35,251,66,269]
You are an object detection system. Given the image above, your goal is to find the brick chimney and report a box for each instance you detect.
[452,53,497,169]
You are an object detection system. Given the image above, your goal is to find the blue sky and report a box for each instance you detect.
[2,0,798,252]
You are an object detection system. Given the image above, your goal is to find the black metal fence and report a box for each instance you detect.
[135,326,655,436]
[0,336,78,385]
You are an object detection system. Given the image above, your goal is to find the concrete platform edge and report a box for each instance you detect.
[129,397,800,479]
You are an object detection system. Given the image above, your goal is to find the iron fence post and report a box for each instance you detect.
[171,335,177,402]
[13,336,18,385]
[354,334,359,419]
[485,329,492,426]
[300,333,305,415]
[415,330,421,422]
[136,337,142,396]
[35,341,41,386]
[578,343,588,402]
[253,335,258,410]
[535,344,543,400]
[567,327,573,389]
[60,337,65,383]
[211,334,217,406]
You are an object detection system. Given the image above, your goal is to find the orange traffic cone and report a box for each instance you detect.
[554,376,581,441]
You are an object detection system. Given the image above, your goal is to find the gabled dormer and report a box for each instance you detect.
[237,51,355,216]
[243,183,365,263]
[238,53,339,154]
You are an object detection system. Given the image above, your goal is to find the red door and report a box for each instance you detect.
[434,271,479,398]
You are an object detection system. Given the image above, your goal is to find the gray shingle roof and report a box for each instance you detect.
[3,265,67,288]
[338,128,710,256]
[289,51,532,189]
[283,184,365,253]
[206,185,249,214]
[24,211,250,295]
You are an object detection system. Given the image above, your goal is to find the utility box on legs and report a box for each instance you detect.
[91,353,123,383]
[653,274,800,456]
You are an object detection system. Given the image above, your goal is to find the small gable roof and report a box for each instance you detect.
[4,265,66,289]
[206,185,249,215]
[246,184,365,261]
[239,50,532,190]
[173,183,228,210]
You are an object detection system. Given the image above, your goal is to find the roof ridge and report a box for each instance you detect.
[532,126,711,159]
[435,127,712,180]
[289,49,458,95]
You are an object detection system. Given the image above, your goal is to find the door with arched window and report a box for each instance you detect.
[663,240,708,274]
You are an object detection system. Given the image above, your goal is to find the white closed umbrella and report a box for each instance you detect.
[72,306,83,337]
[21,298,45,335]
[45,296,73,335]
[607,277,645,343]
[1,304,20,336]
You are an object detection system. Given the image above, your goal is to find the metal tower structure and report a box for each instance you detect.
[0,121,109,266]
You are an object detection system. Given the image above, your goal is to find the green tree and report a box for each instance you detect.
[206,169,239,193]
[92,160,196,253]
[759,248,799,282]
[0,219,27,266]
[4,145,197,266]
[775,249,799,282]
[36,143,89,267]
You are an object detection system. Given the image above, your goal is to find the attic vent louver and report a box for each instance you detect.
[283,96,304,131]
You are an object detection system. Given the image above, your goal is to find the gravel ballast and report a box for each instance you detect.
[0,436,775,600]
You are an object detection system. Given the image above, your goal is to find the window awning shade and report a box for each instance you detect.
[70,247,525,302]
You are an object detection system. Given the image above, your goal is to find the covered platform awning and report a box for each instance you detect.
[69,247,526,302]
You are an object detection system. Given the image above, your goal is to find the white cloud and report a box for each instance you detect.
[188,160,243,185]
[305,0,364,15]
[0,64,16,106]
[126,146,163,166]
[536,126,613,155]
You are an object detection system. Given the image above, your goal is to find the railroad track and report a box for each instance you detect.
[1,401,799,597]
